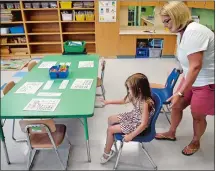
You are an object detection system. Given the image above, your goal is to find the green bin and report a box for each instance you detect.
[64,41,86,53]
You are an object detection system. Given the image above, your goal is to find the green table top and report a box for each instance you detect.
[1,54,99,119]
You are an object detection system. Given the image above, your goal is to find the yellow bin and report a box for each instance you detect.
[86,14,94,21]
[60,1,72,9]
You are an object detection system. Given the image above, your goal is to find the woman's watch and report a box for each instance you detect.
[178,92,184,97]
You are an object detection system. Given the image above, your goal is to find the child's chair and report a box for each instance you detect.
[113,92,162,170]
[19,119,71,170]
[96,58,106,99]
[151,68,181,124]
[27,61,37,72]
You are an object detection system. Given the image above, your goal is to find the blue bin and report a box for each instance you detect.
[136,48,149,58]
[49,65,69,79]
[9,26,24,34]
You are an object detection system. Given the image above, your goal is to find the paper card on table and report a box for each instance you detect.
[43,80,54,90]
[66,62,71,66]
[38,61,57,68]
[71,79,93,90]
[78,61,94,68]
[23,99,60,112]
[59,62,65,65]
[59,80,69,89]
[37,92,62,97]
[15,82,44,94]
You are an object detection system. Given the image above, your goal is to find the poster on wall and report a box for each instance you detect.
[99,0,117,22]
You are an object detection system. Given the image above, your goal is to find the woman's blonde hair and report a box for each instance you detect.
[160,1,192,31]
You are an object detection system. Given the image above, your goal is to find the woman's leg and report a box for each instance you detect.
[108,115,119,126]
[182,113,207,155]
[104,124,122,156]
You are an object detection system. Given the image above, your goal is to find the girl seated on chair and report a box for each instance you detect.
[100,73,155,164]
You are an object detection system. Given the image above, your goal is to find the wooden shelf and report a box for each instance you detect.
[1,54,30,57]
[86,41,95,44]
[23,8,58,11]
[28,32,60,35]
[61,20,95,23]
[2,9,21,11]
[60,8,94,10]
[62,32,95,34]
[30,53,62,56]
[1,43,27,46]
[25,21,59,23]
[1,21,23,24]
[1,33,25,36]
[29,42,61,45]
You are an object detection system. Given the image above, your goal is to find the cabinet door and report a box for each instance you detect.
[193,1,205,8]
[118,36,136,56]
[162,35,177,56]
[205,1,215,9]
[186,1,195,7]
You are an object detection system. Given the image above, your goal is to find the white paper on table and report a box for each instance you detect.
[43,80,54,90]
[60,62,71,66]
[37,92,62,97]
[38,61,57,68]
[71,79,93,90]
[23,99,60,112]
[59,80,69,89]
[78,61,94,68]
[15,82,44,94]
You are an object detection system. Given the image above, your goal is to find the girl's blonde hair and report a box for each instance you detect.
[160,1,192,31]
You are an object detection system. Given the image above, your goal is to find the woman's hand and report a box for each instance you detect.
[100,99,109,106]
[123,134,133,142]
[166,93,181,108]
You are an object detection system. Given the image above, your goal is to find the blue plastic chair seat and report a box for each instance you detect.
[151,88,171,105]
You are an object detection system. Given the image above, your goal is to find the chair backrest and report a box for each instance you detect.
[165,68,180,90]
[143,92,163,141]
[28,61,37,72]
[3,81,15,95]
[100,58,106,82]
[19,119,56,134]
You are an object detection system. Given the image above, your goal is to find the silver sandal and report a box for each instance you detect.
[100,150,116,164]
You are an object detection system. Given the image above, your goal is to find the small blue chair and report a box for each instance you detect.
[113,92,163,170]
[151,68,181,124]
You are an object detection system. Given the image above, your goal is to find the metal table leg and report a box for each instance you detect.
[83,118,91,162]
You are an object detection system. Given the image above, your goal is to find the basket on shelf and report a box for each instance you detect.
[85,14,94,21]
[64,41,86,53]
[41,2,49,8]
[62,13,73,21]
[60,1,72,9]
[75,13,85,21]
[9,26,24,34]
[149,48,162,58]
[24,3,32,8]
[32,2,40,8]
[1,28,9,34]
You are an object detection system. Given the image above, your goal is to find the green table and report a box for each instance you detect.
[1,54,99,162]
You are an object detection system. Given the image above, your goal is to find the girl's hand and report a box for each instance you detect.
[123,134,133,142]
[100,99,109,106]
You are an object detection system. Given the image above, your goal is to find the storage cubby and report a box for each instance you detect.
[24,10,59,21]
[28,35,61,43]
[86,43,95,53]
[61,22,95,33]
[63,34,95,42]
[30,44,61,54]
[26,23,60,33]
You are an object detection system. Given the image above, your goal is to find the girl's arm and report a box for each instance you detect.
[103,97,130,105]
[124,102,149,141]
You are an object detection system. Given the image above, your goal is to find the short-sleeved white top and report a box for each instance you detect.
[177,22,214,87]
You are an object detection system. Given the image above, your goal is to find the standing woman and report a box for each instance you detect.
[155,1,215,156]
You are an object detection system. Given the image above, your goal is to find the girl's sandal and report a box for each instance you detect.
[182,145,200,156]
[100,150,116,164]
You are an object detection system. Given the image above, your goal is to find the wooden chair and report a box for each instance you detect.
[19,119,71,170]
[27,61,37,72]
[96,58,106,100]
[2,81,15,96]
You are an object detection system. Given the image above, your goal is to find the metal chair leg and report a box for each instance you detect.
[162,106,171,125]
[55,148,66,170]
[101,85,106,100]
[114,140,118,152]
[2,140,10,164]
[113,141,124,170]
[12,119,27,142]
[27,149,32,170]
[141,143,157,170]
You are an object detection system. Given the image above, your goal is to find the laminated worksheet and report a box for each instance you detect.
[38,61,57,68]
[15,82,44,94]
[78,61,94,68]
[23,99,60,112]
[71,79,93,90]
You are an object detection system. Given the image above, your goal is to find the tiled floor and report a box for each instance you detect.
[1,58,214,170]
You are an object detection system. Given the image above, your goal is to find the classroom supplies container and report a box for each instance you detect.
[60,1,72,9]
[49,65,69,79]
[62,13,73,21]
[64,41,86,53]
[136,48,149,58]
[9,26,24,34]
[149,48,162,58]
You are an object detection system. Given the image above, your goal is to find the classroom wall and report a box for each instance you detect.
[191,8,215,30]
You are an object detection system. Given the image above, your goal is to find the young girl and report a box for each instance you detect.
[100,73,155,164]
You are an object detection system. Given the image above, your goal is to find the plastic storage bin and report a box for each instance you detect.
[9,26,24,34]
[75,14,85,21]
[149,39,163,48]
[0,4,5,9]
[64,41,86,53]
[1,28,9,34]
[41,2,49,8]
[60,1,72,9]
[14,3,20,9]
[32,2,40,8]
[49,65,69,79]
[62,13,73,21]
[149,48,162,58]
[6,3,14,9]
[50,2,57,8]
[24,3,32,8]
[85,14,94,21]
[136,48,149,58]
